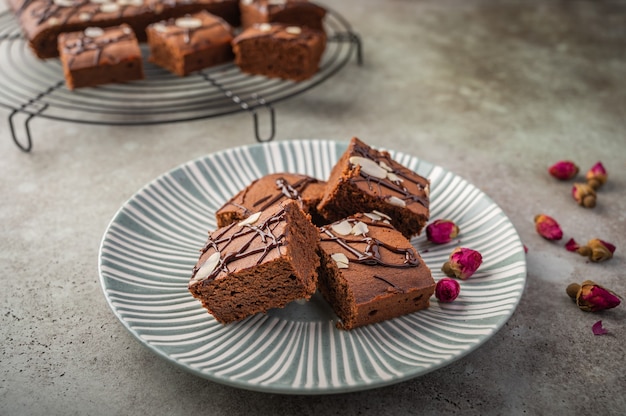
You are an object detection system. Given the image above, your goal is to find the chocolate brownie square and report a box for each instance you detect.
[240,0,326,31]
[188,200,320,324]
[215,172,327,228]
[232,22,326,81]
[58,24,144,90]
[147,11,234,76]
[317,212,435,330]
[317,137,431,239]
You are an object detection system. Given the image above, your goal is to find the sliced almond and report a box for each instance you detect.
[350,221,369,236]
[379,160,393,172]
[84,27,104,38]
[152,23,168,33]
[175,16,203,29]
[100,3,119,13]
[285,26,302,35]
[372,210,391,220]
[349,156,387,179]
[331,253,349,269]
[238,211,262,227]
[53,0,74,7]
[387,196,406,207]
[363,212,382,221]
[331,220,352,236]
[386,172,403,183]
[192,251,221,283]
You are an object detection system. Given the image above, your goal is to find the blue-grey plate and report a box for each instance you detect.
[98,139,526,394]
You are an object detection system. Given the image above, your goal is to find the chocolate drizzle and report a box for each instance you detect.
[254,176,318,210]
[349,141,429,209]
[320,218,420,269]
[192,206,288,283]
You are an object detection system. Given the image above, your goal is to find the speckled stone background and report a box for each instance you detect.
[1,0,625,415]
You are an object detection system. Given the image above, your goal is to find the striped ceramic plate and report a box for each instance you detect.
[98,139,526,394]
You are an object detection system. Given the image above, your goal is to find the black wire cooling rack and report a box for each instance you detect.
[0,7,362,152]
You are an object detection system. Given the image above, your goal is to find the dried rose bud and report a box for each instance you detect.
[586,162,607,190]
[534,214,563,240]
[441,247,483,280]
[592,320,608,336]
[566,280,621,312]
[435,277,461,303]
[426,219,460,244]
[548,160,579,180]
[576,238,616,262]
[572,182,597,208]
[565,238,579,252]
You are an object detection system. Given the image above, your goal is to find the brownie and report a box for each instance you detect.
[317,212,435,330]
[188,200,320,324]
[147,11,234,76]
[216,172,326,228]
[11,0,240,59]
[316,137,431,239]
[58,24,144,90]
[239,0,326,31]
[232,22,326,81]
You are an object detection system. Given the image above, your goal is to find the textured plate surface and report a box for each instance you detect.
[98,139,526,394]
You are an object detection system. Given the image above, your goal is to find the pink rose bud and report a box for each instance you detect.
[566,280,622,312]
[548,160,579,180]
[576,238,616,262]
[435,277,461,302]
[426,219,460,244]
[534,214,563,240]
[572,183,597,208]
[441,247,483,280]
[565,238,579,252]
[586,162,607,190]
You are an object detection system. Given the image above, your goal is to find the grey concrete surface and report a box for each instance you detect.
[1,0,625,415]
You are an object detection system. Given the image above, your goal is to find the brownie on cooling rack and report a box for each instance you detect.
[232,22,326,81]
[58,24,144,90]
[239,0,326,31]
[147,11,234,77]
[12,0,240,59]
[188,200,320,324]
[317,212,435,330]
[316,137,431,239]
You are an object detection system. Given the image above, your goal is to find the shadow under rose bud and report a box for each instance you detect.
[566,280,621,312]
[426,219,459,244]
[534,214,563,240]
[441,247,483,280]
[549,160,579,180]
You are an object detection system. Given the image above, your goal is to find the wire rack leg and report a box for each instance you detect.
[252,104,276,143]
[350,32,364,66]
[8,108,45,153]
